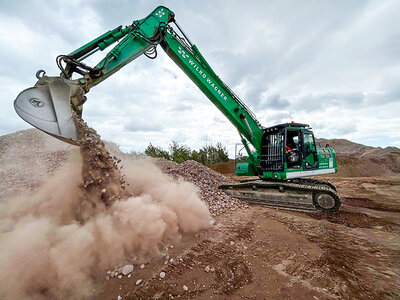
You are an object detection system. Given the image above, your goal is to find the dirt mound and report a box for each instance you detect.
[209,161,236,175]
[318,138,374,155]
[0,129,73,201]
[319,138,400,177]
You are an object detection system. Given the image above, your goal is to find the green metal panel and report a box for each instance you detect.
[236,163,257,176]
[67,26,129,58]
[262,171,285,180]
[91,6,175,86]
[316,146,337,170]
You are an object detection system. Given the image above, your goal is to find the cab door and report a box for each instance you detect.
[302,131,319,169]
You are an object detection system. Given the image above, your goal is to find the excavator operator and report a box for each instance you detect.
[286,134,300,167]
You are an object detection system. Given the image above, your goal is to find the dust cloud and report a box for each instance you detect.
[0,120,210,299]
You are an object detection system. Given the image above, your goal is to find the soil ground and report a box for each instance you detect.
[98,175,400,300]
[1,130,399,299]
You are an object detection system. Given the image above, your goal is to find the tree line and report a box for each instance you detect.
[143,141,230,165]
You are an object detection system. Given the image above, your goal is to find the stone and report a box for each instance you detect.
[140,264,145,269]
[204,266,210,273]
[183,285,188,291]
[160,271,166,279]
[136,279,142,285]
[382,270,397,276]
[118,275,122,279]
[230,241,235,246]
[128,274,131,278]
[121,264,134,275]
[153,292,163,299]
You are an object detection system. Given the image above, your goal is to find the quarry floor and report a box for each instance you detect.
[97,176,400,300]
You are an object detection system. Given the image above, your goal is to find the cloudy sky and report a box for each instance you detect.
[1,0,399,156]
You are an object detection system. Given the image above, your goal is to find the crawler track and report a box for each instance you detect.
[219,178,341,213]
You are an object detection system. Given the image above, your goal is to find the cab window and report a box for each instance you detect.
[303,133,316,152]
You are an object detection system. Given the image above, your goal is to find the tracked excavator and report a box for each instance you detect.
[14,6,341,212]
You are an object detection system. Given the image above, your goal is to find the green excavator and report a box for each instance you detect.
[14,6,340,212]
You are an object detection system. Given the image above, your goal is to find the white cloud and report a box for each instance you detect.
[1,0,399,157]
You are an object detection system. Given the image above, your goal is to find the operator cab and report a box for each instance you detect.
[260,123,319,175]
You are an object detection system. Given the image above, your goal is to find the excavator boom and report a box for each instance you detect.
[15,7,262,155]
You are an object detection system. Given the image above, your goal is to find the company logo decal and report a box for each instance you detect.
[155,9,165,18]
[178,46,189,59]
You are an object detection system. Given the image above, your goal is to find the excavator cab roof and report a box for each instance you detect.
[264,123,310,133]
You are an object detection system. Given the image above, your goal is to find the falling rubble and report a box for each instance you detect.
[73,115,127,221]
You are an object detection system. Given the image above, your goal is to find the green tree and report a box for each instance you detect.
[169,141,192,163]
[144,143,170,160]
[198,142,229,165]
[215,142,229,163]
[143,141,229,165]
[190,149,201,163]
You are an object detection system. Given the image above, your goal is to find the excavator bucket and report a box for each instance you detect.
[14,75,86,145]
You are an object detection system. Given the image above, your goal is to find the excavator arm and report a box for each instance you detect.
[14,6,263,167]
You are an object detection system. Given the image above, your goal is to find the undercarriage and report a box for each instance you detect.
[219,178,341,213]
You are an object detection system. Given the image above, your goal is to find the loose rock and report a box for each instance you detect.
[121,264,134,275]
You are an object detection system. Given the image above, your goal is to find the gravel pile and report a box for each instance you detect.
[0,129,73,201]
[156,159,246,216]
